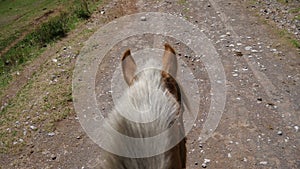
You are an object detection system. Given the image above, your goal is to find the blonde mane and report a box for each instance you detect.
[102,44,186,169]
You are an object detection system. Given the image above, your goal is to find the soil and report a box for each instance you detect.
[0,0,299,168]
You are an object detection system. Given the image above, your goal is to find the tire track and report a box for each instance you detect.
[207,0,297,123]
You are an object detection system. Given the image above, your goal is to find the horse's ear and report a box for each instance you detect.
[122,49,136,85]
[162,43,177,77]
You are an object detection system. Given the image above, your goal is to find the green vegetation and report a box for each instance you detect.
[248,0,300,50]
[290,39,300,48]
[178,0,187,5]
[0,66,74,153]
[0,0,103,154]
[0,0,100,92]
[289,7,300,21]
[0,0,66,52]
[276,0,288,4]
[289,7,300,14]
[278,29,300,49]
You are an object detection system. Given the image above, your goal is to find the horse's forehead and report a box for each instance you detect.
[129,59,181,102]
[132,69,181,103]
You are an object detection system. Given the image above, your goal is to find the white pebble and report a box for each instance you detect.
[228,153,232,158]
[245,46,252,50]
[294,126,299,132]
[30,125,37,130]
[202,159,210,168]
[242,67,248,71]
[271,48,277,52]
[48,132,55,137]
[140,16,147,21]
[259,161,268,165]
[204,159,211,163]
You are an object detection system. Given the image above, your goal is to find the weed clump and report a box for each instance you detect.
[74,0,91,19]
[33,12,70,46]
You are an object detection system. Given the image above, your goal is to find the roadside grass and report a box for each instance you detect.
[294,15,300,21]
[0,53,75,153]
[178,0,187,5]
[289,37,300,48]
[0,0,93,51]
[0,0,68,52]
[0,0,103,154]
[276,0,288,4]
[0,0,100,97]
[289,7,300,14]
[278,29,300,49]
[248,1,300,50]
[289,7,300,21]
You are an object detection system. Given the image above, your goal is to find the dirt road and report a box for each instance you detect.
[1,0,299,168]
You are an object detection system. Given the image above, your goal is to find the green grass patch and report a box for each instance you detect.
[0,54,75,153]
[0,0,103,155]
[178,0,187,5]
[289,7,300,13]
[278,29,300,48]
[0,0,67,51]
[290,39,300,48]
[276,0,288,4]
[0,32,20,52]
[0,0,101,90]
[293,15,300,21]
[31,12,70,46]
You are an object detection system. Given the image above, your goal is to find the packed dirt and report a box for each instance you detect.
[0,0,299,168]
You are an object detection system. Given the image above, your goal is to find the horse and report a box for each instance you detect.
[102,44,187,169]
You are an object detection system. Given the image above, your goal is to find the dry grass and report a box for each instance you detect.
[0,0,121,155]
[0,47,76,153]
[0,0,136,156]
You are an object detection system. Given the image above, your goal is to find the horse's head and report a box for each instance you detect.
[121,44,182,110]
[104,44,187,169]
